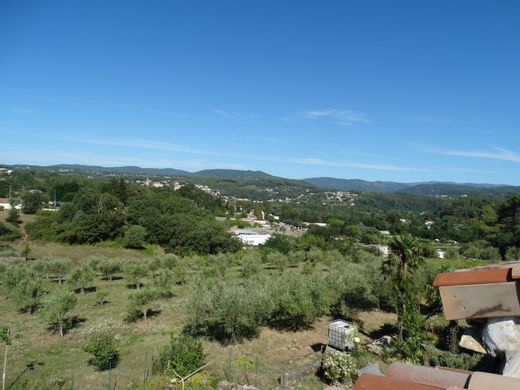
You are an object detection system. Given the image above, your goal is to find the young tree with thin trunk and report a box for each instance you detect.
[12,275,45,314]
[123,261,148,290]
[98,258,120,282]
[126,288,158,321]
[42,289,77,338]
[47,258,73,285]
[68,264,95,294]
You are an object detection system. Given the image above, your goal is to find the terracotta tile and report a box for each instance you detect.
[353,373,445,390]
[433,268,511,287]
[386,363,471,388]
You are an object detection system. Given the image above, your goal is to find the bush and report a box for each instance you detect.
[83,329,119,370]
[123,225,147,249]
[0,222,21,241]
[152,335,205,378]
[321,350,357,384]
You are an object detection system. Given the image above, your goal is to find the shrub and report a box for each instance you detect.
[123,225,147,249]
[321,350,357,384]
[0,222,21,241]
[83,329,119,370]
[152,335,205,378]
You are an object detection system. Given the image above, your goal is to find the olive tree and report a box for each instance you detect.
[41,289,77,338]
[123,261,149,290]
[97,258,120,282]
[12,275,45,314]
[68,264,95,294]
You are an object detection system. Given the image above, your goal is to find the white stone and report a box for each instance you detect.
[482,317,520,378]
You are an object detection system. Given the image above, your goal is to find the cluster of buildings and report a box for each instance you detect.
[324,190,359,206]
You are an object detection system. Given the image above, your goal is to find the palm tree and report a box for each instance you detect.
[383,235,423,340]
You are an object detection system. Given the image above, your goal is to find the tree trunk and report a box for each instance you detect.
[2,344,7,390]
[397,316,404,340]
[59,323,64,338]
[143,309,147,321]
[81,287,85,295]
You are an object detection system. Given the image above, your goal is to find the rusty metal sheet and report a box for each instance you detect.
[439,282,520,320]
[386,363,471,388]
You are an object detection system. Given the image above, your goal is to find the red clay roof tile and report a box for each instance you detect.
[386,363,471,388]
[433,268,511,287]
[353,373,445,390]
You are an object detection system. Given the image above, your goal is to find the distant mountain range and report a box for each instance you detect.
[303,177,520,197]
[5,164,520,198]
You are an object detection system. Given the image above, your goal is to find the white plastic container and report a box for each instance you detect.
[328,320,356,351]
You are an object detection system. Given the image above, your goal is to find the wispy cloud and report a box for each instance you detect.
[64,135,225,157]
[213,109,246,121]
[428,146,520,163]
[300,109,370,126]
[290,157,423,171]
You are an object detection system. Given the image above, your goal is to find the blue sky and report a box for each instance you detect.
[1,0,519,184]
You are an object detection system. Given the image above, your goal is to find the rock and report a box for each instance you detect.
[357,363,384,377]
[459,330,487,354]
[366,335,392,356]
[217,381,259,390]
[482,317,520,378]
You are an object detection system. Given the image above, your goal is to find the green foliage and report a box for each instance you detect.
[41,288,77,337]
[123,225,147,249]
[125,287,159,321]
[68,263,95,294]
[6,208,21,226]
[12,274,46,313]
[263,234,292,254]
[0,222,21,241]
[46,257,73,284]
[269,272,332,329]
[0,327,10,345]
[321,350,357,384]
[83,329,119,370]
[21,190,46,214]
[97,258,120,281]
[187,277,273,341]
[328,261,383,318]
[94,289,108,305]
[152,335,205,378]
[240,253,262,278]
[123,260,149,289]
[268,252,289,271]
[383,235,424,342]
[506,246,520,260]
